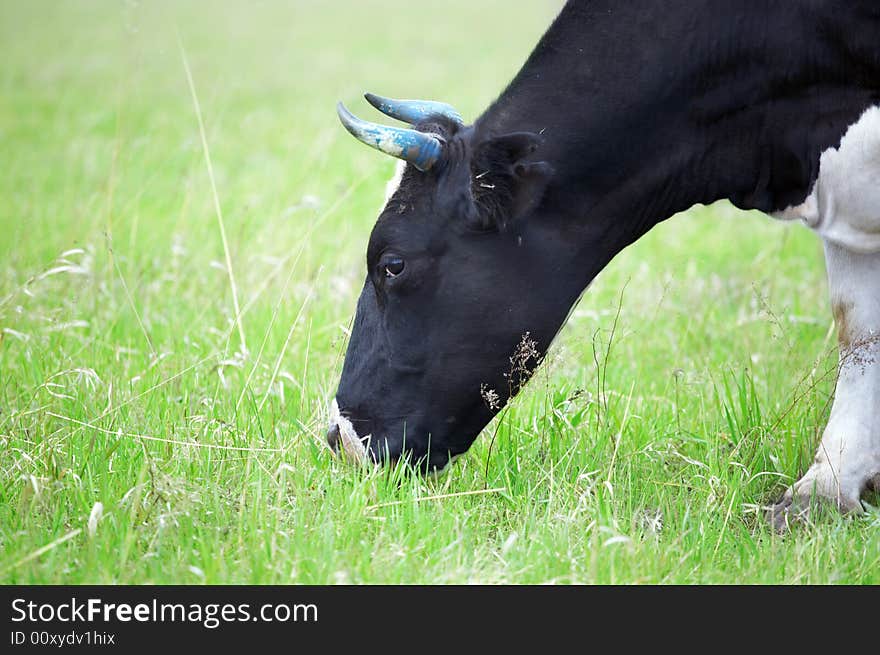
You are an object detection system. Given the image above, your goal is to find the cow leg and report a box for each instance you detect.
[769,241,880,529]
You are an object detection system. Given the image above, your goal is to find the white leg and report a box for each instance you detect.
[770,241,880,528]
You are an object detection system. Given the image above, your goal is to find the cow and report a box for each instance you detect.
[326,0,880,529]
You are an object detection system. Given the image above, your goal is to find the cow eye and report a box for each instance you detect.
[382,256,405,279]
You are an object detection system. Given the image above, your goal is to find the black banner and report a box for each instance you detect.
[0,585,872,650]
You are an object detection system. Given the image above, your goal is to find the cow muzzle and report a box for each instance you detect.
[327,398,372,464]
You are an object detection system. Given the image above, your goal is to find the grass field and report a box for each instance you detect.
[1,0,878,584]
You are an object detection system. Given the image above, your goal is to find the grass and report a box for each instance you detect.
[1,0,878,585]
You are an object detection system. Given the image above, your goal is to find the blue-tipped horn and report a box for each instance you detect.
[364,92,464,126]
[336,102,444,171]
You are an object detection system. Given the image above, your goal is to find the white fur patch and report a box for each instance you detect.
[773,105,880,514]
[773,105,880,254]
[329,398,370,464]
[382,161,406,210]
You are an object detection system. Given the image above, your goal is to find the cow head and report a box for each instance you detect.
[327,94,587,472]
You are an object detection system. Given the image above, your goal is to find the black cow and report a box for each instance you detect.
[328,0,880,528]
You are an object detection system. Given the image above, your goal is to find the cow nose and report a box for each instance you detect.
[326,423,341,451]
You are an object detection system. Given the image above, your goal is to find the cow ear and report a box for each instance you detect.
[471,131,553,228]
[509,160,553,220]
[486,131,542,162]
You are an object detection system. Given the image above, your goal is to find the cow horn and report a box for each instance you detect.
[336,102,444,171]
[364,92,464,126]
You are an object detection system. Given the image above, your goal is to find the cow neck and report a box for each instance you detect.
[475,0,880,267]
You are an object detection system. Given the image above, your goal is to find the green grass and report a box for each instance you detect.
[1,0,878,584]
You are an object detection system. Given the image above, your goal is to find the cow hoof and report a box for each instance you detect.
[767,485,864,533]
[767,492,812,533]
